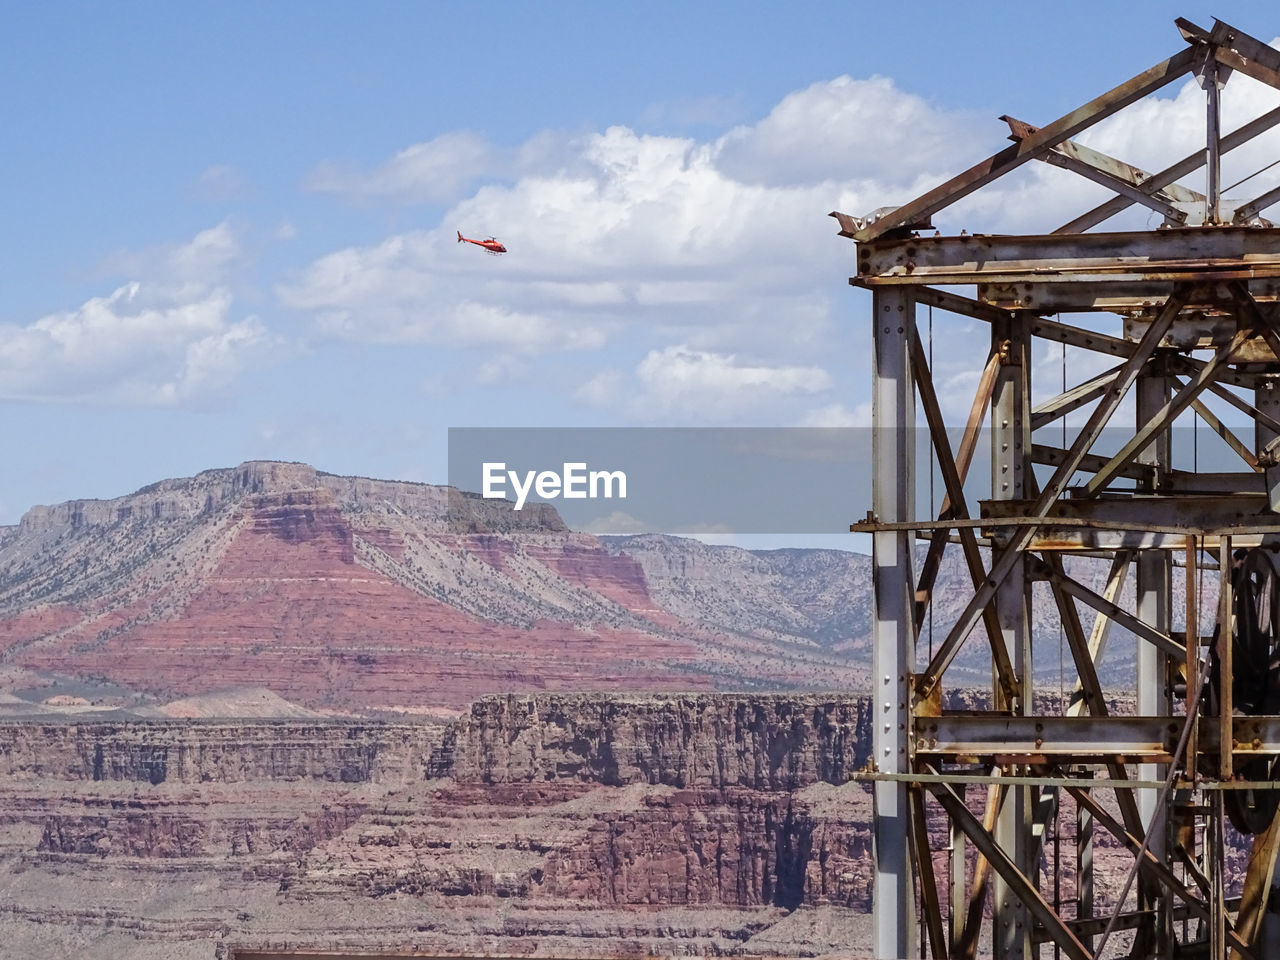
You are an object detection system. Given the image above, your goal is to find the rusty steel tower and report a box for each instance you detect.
[837,17,1280,960]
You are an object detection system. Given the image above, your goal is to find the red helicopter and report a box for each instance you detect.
[457,230,506,255]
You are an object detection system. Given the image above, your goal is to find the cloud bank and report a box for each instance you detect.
[283,62,1280,427]
[0,223,274,405]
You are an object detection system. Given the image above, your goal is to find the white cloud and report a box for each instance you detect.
[281,60,1280,423]
[0,224,274,405]
[101,221,243,295]
[632,345,829,420]
[168,222,242,285]
[288,245,608,351]
[715,75,982,187]
[574,369,623,407]
[307,131,497,205]
[280,125,855,360]
[276,74,987,367]
[475,354,527,385]
[277,75,982,413]
[799,402,870,428]
[577,346,840,423]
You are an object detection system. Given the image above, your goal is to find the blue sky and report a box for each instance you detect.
[1,1,1278,529]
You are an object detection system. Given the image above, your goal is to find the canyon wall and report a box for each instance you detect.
[0,719,448,785]
[0,694,877,959]
[442,693,870,787]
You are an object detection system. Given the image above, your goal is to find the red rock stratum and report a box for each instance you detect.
[0,462,868,710]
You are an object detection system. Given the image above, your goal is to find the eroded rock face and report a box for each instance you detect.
[530,787,866,910]
[0,720,447,784]
[0,462,867,709]
[0,694,876,958]
[445,694,870,788]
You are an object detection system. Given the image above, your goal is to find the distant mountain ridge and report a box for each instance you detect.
[599,535,872,653]
[0,462,868,712]
[0,461,1142,713]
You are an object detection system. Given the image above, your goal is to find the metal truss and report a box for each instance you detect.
[835,17,1280,960]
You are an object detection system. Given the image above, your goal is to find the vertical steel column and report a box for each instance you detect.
[1135,361,1173,954]
[991,313,1033,960]
[1196,51,1222,224]
[1212,534,1233,959]
[1077,770,1094,955]
[871,286,916,960]
[1206,61,1222,224]
[949,790,967,956]
[1257,376,1280,957]
[1258,377,1280,506]
[1209,790,1226,958]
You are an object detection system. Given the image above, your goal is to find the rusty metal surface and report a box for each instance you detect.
[916,716,1177,761]
[1059,101,1280,234]
[841,45,1198,242]
[846,15,1280,960]
[856,226,1280,286]
[981,277,1280,313]
[980,494,1278,526]
[915,716,1280,761]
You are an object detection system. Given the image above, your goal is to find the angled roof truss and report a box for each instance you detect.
[832,17,1280,244]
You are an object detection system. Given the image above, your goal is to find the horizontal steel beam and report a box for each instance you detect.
[916,715,1280,760]
[916,715,1176,761]
[1125,313,1280,360]
[980,278,1280,313]
[853,514,1280,553]
[981,492,1280,548]
[857,226,1280,286]
[982,494,1280,531]
[1036,902,1214,943]
[860,769,1280,791]
[1022,528,1276,551]
[1028,318,1266,386]
[1018,530,1206,551]
[1161,471,1265,495]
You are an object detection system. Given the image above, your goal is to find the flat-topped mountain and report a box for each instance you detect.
[0,461,1141,713]
[0,462,867,712]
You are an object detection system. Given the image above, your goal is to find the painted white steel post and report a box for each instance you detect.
[871,286,916,960]
[991,314,1033,960]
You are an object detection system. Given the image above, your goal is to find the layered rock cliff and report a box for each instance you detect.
[442,694,869,787]
[0,719,448,784]
[0,694,876,959]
